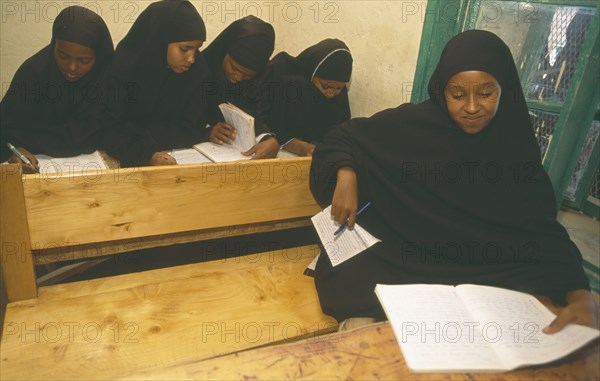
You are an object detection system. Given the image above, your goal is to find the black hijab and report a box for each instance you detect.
[260,39,352,144]
[103,0,210,166]
[310,30,589,321]
[203,15,275,73]
[201,15,275,129]
[0,6,114,161]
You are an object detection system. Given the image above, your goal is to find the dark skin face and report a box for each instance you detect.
[311,76,346,99]
[54,39,96,82]
[444,70,501,134]
[166,40,204,74]
[222,54,257,84]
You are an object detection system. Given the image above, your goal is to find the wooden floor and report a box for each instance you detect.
[0,245,336,380]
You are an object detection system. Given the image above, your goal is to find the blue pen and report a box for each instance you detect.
[334,201,372,236]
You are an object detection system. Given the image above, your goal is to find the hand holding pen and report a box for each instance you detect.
[6,143,39,173]
[334,201,372,236]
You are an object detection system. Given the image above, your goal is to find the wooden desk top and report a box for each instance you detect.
[119,321,600,380]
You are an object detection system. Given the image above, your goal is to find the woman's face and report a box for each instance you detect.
[54,39,96,82]
[312,77,346,99]
[166,40,203,74]
[444,70,501,134]
[222,54,257,84]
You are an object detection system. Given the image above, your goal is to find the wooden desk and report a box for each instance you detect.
[119,321,600,380]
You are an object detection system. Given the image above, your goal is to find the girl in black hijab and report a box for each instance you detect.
[260,39,352,156]
[202,15,278,159]
[310,30,597,332]
[1,6,114,171]
[102,0,209,167]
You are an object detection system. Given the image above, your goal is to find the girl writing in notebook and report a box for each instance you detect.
[309,30,598,332]
[0,6,114,172]
[102,0,210,167]
[259,39,353,156]
[202,15,278,159]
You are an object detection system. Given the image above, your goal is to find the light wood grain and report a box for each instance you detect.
[1,245,336,380]
[22,158,320,248]
[1,164,37,301]
[118,321,600,381]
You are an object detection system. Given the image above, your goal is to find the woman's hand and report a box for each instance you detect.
[150,151,177,166]
[283,139,315,156]
[209,122,236,145]
[8,147,39,173]
[541,289,599,334]
[243,136,280,159]
[331,166,358,227]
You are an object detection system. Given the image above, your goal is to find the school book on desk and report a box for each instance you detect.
[374,284,599,373]
[193,103,256,162]
[2,151,108,174]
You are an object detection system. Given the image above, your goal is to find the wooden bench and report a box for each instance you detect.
[117,321,600,381]
[0,159,337,379]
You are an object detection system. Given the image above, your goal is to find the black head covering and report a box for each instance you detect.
[102,0,211,166]
[310,30,588,321]
[202,15,275,73]
[296,39,353,82]
[111,0,206,80]
[228,35,274,73]
[256,39,353,144]
[0,6,114,160]
[52,5,114,65]
[201,15,275,129]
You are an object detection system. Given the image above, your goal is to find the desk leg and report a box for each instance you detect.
[1,165,37,301]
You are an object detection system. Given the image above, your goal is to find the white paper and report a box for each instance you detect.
[170,148,212,164]
[193,142,251,162]
[35,151,107,175]
[311,205,380,266]
[276,149,299,158]
[375,283,600,373]
[219,103,255,152]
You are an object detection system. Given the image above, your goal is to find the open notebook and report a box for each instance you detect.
[375,283,600,373]
[171,103,298,164]
[2,151,107,175]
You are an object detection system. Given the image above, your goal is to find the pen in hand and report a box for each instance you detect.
[6,143,39,173]
[333,201,372,236]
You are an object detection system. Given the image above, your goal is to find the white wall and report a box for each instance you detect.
[0,0,427,117]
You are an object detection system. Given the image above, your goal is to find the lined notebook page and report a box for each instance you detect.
[375,284,505,372]
[36,151,107,174]
[455,284,600,369]
[193,142,251,162]
[219,103,255,151]
[311,205,380,266]
[170,148,212,164]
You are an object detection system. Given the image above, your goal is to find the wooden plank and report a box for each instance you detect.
[118,321,600,381]
[22,158,320,248]
[1,245,336,380]
[0,164,37,301]
[32,217,312,265]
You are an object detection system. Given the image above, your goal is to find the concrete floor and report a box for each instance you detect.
[558,207,600,292]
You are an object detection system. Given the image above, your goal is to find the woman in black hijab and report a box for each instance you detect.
[202,15,278,159]
[102,0,209,167]
[310,30,597,332]
[0,6,114,171]
[260,39,352,156]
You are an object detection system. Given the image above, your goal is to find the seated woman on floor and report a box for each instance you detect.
[309,30,598,332]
